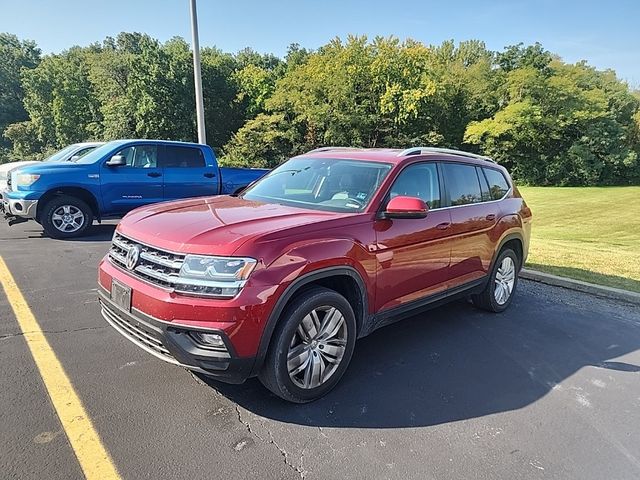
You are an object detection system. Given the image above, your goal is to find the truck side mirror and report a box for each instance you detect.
[106,155,126,167]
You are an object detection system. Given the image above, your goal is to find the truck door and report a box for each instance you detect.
[160,145,218,201]
[100,144,164,214]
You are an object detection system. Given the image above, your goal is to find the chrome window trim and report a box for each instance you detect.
[429,187,512,212]
[377,159,513,215]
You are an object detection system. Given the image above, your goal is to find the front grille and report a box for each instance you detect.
[101,302,175,361]
[109,232,185,289]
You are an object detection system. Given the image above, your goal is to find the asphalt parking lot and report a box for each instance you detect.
[1,219,640,480]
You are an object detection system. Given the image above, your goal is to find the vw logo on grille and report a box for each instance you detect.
[125,245,140,271]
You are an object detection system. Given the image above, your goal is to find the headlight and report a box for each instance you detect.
[16,173,41,187]
[175,255,257,297]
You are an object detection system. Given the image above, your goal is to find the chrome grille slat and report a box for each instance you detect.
[139,251,183,269]
[108,232,185,289]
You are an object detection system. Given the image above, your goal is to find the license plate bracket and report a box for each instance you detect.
[111,279,132,312]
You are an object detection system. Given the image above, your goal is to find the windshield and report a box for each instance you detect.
[44,145,78,162]
[242,157,392,212]
[74,143,120,165]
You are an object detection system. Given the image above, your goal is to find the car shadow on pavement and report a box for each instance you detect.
[28,223,118,242]
[203,294,640,429]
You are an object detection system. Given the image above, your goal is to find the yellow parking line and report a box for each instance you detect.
[0,256,120,480]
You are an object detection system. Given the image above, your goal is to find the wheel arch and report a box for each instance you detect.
[250,266,369,376]
[36,187,100,222]
[492,232,524,271]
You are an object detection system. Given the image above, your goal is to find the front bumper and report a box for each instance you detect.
[1,194,38,219]
[98,287,255,383]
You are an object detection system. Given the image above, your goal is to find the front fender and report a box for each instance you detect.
[246,237,375,376]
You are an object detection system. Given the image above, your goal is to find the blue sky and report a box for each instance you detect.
[1,0,638,85]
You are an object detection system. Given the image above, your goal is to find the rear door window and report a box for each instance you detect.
[162,146,205,168]
[442,163,482,206]
[483,168,510,200]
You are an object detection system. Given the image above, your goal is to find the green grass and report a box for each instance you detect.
[518,186,640,293]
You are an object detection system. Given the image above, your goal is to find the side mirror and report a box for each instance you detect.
[69,155,81,162]
[106,155,126,167]
[382,196,429,219]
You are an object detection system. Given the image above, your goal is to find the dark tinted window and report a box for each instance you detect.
[443,163,482,206]
[163,146,205,168]
[483,168,510,200]
[389,163,441,208]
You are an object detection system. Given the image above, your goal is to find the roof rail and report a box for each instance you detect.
[307,146,361,153]
[397,147,495,163]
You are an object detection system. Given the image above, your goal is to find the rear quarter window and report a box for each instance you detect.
[483,168,510,200]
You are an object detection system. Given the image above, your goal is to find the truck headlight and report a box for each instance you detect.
[174,255,257,297]
[16,173,41,187]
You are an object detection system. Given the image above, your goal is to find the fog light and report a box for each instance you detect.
[190,332,225,348]
[14,202,23,211]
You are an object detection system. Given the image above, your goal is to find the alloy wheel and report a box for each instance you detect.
[287,305,348,389]
[494,256,516,305]
[51,205,85,233]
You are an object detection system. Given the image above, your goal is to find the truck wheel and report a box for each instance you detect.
[259,287,357,403]
[41,195,93,239]
[471,248,519,312]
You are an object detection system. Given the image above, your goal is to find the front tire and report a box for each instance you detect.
[41,195,93,239]
[471,248,519,312]
[259,287,357,403]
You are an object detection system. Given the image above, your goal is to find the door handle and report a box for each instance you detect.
[436,222,451,230]
[147,172,162,178]
[203,173,216,178]
[486,214,496,221]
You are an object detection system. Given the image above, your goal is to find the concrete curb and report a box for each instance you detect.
[520,268,640,306]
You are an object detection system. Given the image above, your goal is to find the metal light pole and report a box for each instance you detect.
[189,0,206,144]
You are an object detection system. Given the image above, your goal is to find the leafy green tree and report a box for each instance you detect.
[221,113,303,168]
[0,33,40,151]
[126,36,195,140]
[20,48,101,148]
[465,61,640,185]
[223,36,499,166]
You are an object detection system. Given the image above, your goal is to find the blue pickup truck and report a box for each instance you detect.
[2,139,268,238]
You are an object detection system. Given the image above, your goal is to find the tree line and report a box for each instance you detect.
[1,32,639,186]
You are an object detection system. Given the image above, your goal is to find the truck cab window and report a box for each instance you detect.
[162,146,205,168]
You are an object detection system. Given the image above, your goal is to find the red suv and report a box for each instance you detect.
[98,147,532,402]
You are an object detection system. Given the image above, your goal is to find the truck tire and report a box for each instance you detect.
[41,195,93,239]
[259,286,357,403]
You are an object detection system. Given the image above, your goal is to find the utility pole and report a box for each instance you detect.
[189,0,206,144]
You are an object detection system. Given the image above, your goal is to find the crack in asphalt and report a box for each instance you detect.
[234,405,307,478]
[0,325,107,340]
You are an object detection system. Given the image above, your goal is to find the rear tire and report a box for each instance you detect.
[259,287,357,403]
[471,248,519,312]
[41,195,93,239]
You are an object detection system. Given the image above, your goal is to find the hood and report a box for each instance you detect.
[118,196,344,255]
[0,161,40,175]
[17,162,91,175]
